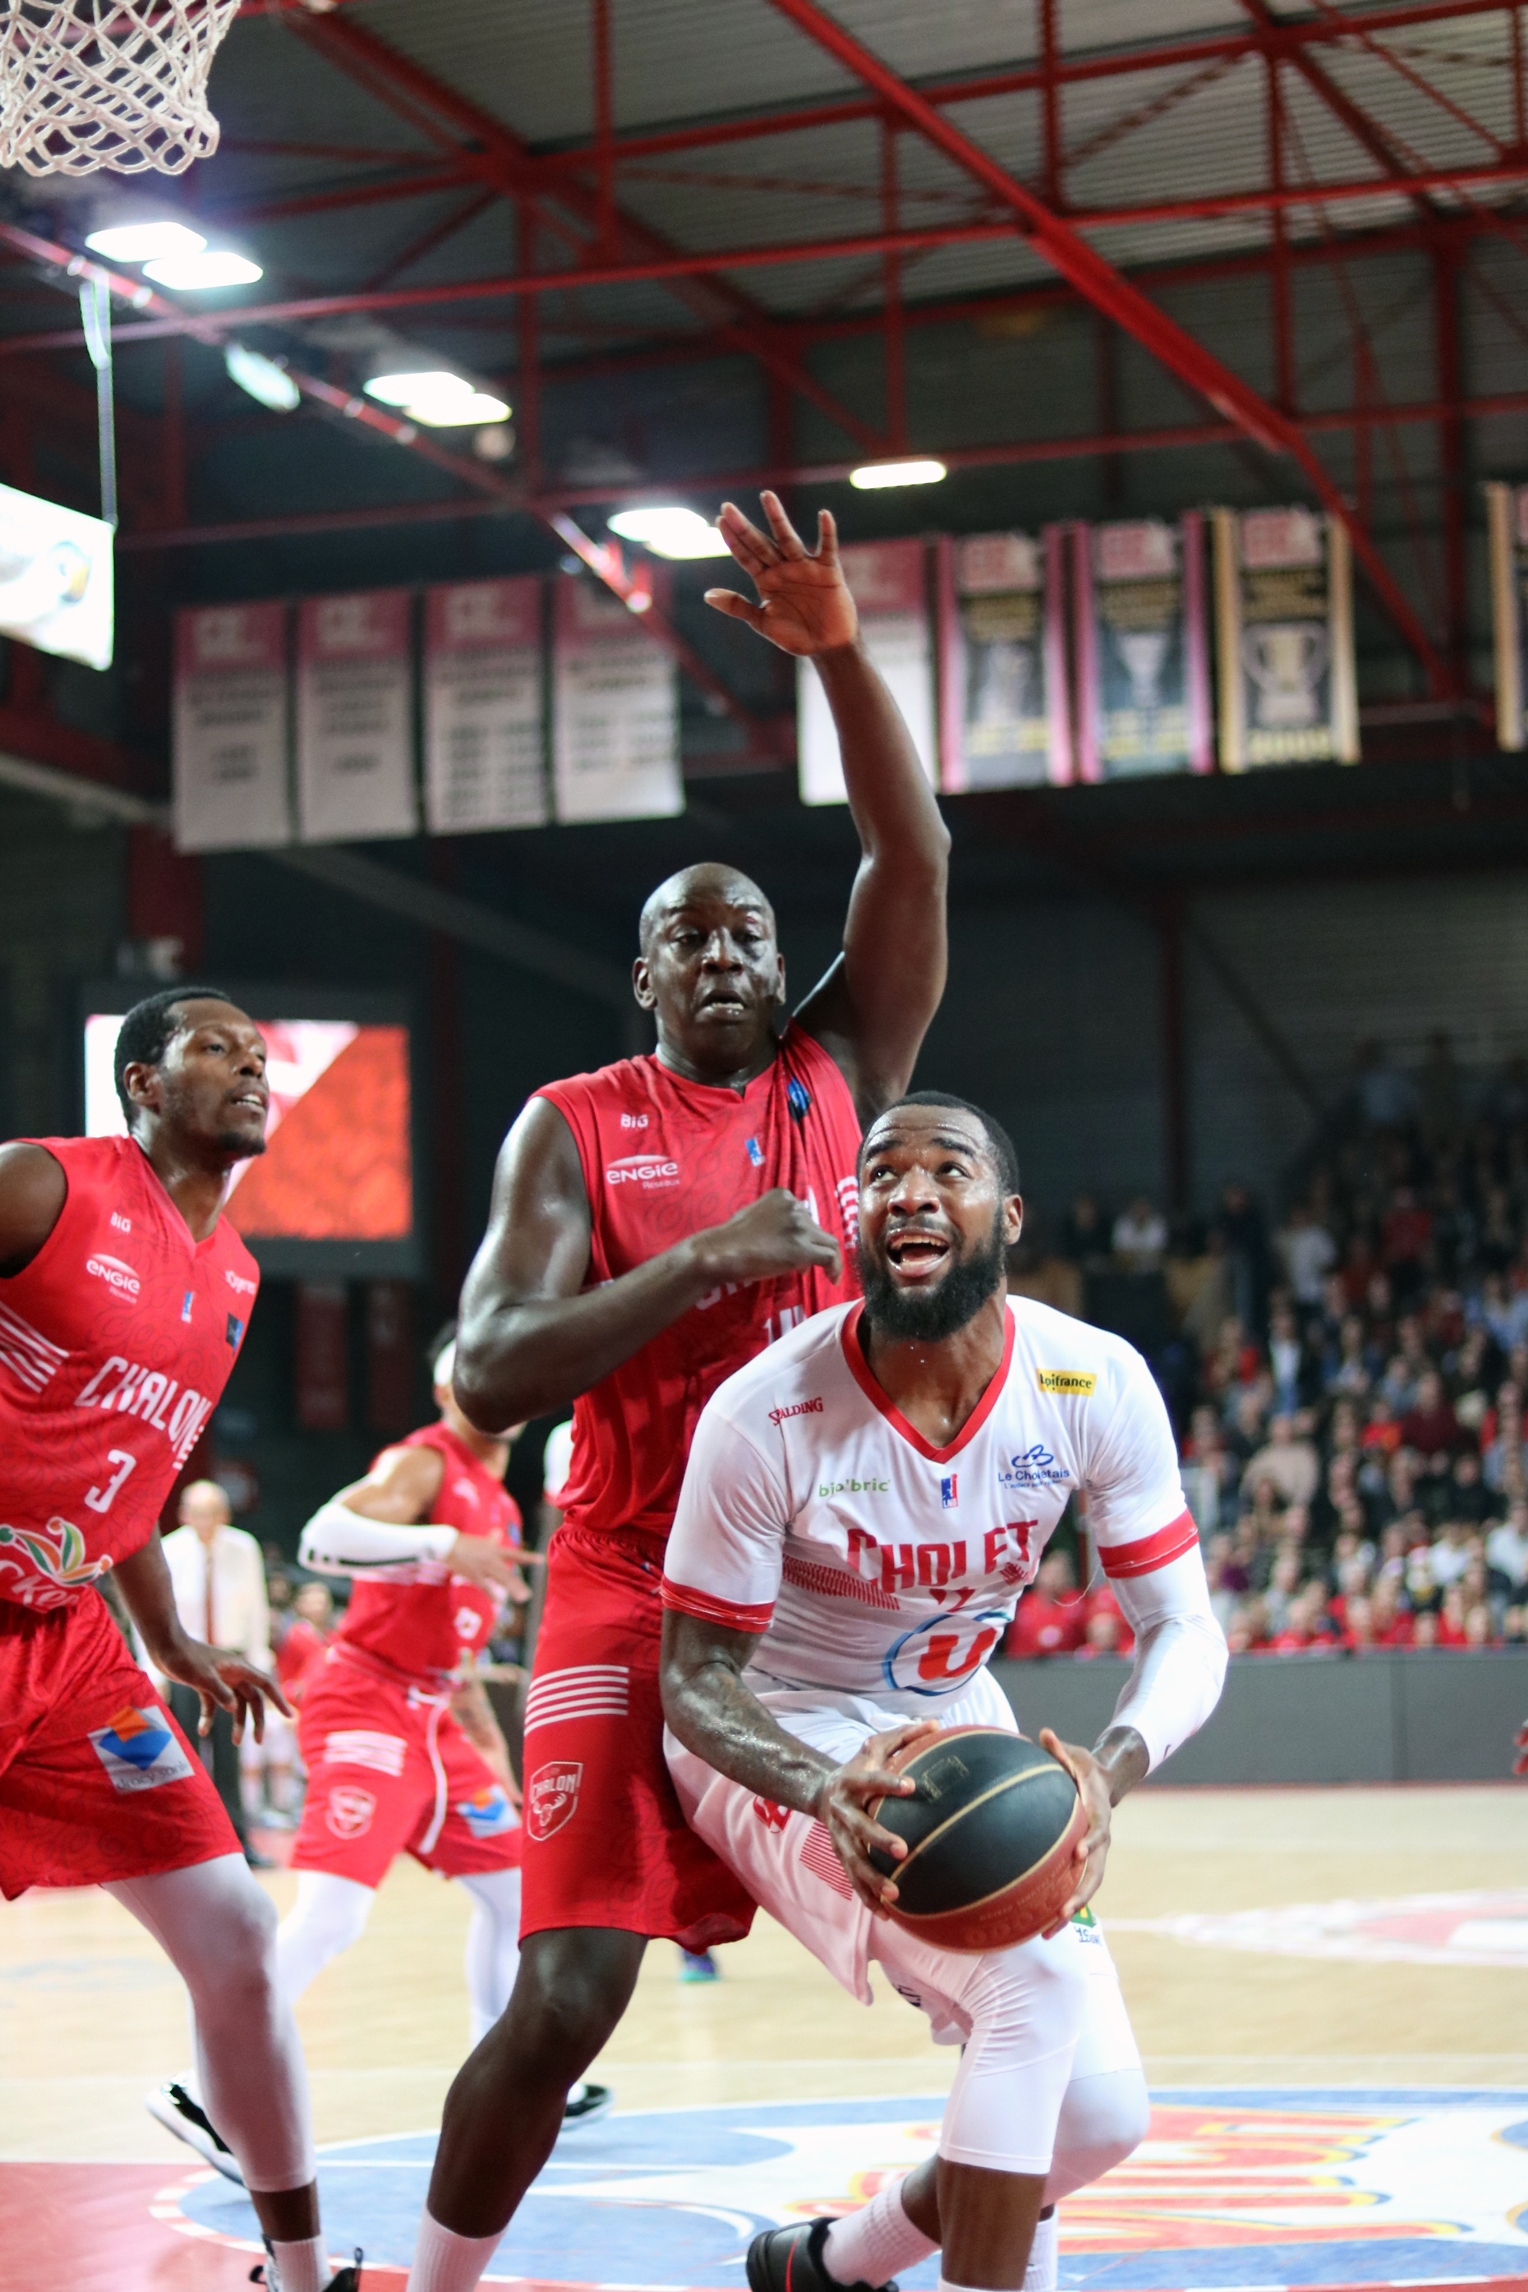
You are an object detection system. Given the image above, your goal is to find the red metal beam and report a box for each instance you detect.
[881,120,906,452]
[1433,243,1467,691]
[763,0,1447,692]
[1267,55,1296,412]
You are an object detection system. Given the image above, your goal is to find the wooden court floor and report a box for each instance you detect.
[5,1783,1525,2172]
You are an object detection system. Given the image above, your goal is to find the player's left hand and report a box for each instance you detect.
[1038,1727,1113,1934]
[704,492,859,657]
[160,1637,294,1745]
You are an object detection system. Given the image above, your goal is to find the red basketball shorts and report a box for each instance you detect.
[291,1646,522,1889]
[0,1594,238,1900]
[518,1524,754,1951]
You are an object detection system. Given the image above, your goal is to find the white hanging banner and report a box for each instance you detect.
[297,589,418,843]
[173,602,291,852]
[425,577,547,833]
[799,538,935,806]
[939,528,1070,791]
[552,575,682,823]
[1486,481,1528,752]
[1073,514,1213,781]
[1212,507,1359,770]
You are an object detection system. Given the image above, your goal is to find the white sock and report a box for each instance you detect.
[269,2235,329,2292]
[407,2207,504,2292]
[1025,2210,1059,2292]
[823,2176,938,2286]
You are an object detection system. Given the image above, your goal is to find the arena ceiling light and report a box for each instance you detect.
[607,506,730,559]
[848,458,947,490]
[85,219,206,263]
[363,369,510,427]
[224,343,300,413]
[142,248,263,289]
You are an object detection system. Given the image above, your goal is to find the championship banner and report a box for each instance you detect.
[938,528,1070,791]
[424,577,548,833]
[296,589,419,844]
[1212,506,1359,770]
[172,602,291,853]
[800,538,936,806]
[1486,481,1528,751]
[552,575,682,824]
[1073,515,1212,781]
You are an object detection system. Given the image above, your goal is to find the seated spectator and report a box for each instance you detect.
[1448,1449,1494,1525]
[1267,1302,1317,1415]
[1360,1392,1404,1465]
[1487,1500,1528,1594]
[1205,1531,1249,1629]
[1278,1201,1337,1306]
[1426,1518,1475,1589]
[1412,1608,1439,1647]
[1263,1546,1304,1635]
[1485,1385,1528,1492]
[1240,1476,1286,1555]
[1059,1192,1109,1266]
[1343,1594,1377,1651]
[1382,1185,1433,1299]
[1326,1315,1373,1398]
[1207,1322,1265,1413]
[1242,1412,1319,1510]
[1464,1601,1497,1647]
[1180,1411,1233,1540]
[1400,1369,1462,1458]
[1224,1598,1268,1655]
[1003,1548,1085,1656]
[1370,1577,1412,1645]
[1436,1583,1470,1645]
[1329,1551,1372,1630]
[1112,1194,1168,1271]
[1355,1038,1420,1131]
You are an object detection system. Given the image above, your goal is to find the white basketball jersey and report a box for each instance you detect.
[663,1295,1194,1705]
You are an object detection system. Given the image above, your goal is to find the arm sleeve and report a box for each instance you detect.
[1083,1346,1200,1580]
[298,1498,457,1579]
[1108,1543,1227,1771]
[661,1406,790,1634]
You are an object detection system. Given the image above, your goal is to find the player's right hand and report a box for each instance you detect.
[816,1720,941,1917]
[698,1188,842,1288]
[159,1637,294,1746]
[447,1532,530,1600]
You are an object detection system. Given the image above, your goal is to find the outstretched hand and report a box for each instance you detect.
[704,491,859,657]
[159,1638,293,1746]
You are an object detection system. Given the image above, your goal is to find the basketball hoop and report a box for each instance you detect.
[0,0,242,176]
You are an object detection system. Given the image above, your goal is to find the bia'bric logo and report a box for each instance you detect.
[85,1253,140,1299]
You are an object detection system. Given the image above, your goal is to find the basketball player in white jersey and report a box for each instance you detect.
[660,1091,1228,2292]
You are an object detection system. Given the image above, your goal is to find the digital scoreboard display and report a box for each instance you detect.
[83,999,416,1275]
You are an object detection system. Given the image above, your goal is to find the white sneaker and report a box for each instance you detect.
[562,2080,613,2127]
[145,2081,245,2184]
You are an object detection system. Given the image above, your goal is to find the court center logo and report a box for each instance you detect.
[527,1760,583,1840]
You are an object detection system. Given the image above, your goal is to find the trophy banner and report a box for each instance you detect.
[173,602,292,853]
[1073,515,1211,781]
[939,528,1070,791]
[425,577,547,833]
[297,589,419,844]
[799,537,935,805]
[1212,506,1359,770]
[1486,481,1528,752]
[552,573,681,824]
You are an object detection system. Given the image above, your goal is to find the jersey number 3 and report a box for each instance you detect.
[84,1449,136,1515]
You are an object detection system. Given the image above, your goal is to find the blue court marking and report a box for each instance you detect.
[176,2089,1528,2287]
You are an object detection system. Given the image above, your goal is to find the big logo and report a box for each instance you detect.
[882,1608,1008,1694]
[527,1760,583,1840]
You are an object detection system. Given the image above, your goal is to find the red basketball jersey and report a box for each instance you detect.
[536,1021,862,1547]
[335,1420,522,1684]
[0,1135,259,1610]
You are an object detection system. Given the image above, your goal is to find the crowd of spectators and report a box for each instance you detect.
[1007,1033,1528,1660]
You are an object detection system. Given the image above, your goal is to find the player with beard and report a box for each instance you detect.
[0,988,358,2292]
[658,1093,1228,2292]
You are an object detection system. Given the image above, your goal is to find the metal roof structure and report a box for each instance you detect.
[1,0,1527,811]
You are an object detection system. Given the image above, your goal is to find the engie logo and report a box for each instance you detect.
[527,1760,583,1840]
[85,1254,140,1300]
[605,1153,680,1188]
[769,1397,823,1427]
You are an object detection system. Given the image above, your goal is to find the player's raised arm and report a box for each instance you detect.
[0,1140,67,1274]
[452,1095,839,1431]
[705,491,949,1119]
[299,1438,523,1597]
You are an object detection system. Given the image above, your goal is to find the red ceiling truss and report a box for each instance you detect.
[2,0,1526,711]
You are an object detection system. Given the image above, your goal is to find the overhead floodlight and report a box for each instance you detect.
[608,505,730,559]
[410,388,510,427]
[364,369,465,407]
[143,249,263,290]
[849,458,947,490]
[225,343,300,413]
[86,220,206,263]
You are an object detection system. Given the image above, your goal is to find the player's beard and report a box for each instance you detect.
[214,1129,266,1161]
[861,1208,1006,1344]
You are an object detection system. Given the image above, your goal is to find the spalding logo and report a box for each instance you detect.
[527,1760,583,1840]
[85,1254,141,1299]
[325,1786,377,1839]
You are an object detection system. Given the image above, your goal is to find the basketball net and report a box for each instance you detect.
[0,0,242,175]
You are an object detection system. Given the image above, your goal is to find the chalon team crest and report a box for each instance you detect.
[164,2088,1528,2284]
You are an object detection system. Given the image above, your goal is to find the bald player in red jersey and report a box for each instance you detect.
[0,987,358,2292]
[409,493,950,2291]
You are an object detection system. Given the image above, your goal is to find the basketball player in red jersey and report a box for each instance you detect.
[408,492,949,2290]
[272,1326,604,2121]
[0,987,359,2292]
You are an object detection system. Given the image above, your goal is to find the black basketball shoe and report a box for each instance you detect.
[145,2081,244,2185]
[249,2244,363,2290]
[746,2219,896,2292]
[562,2079,614,2127]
